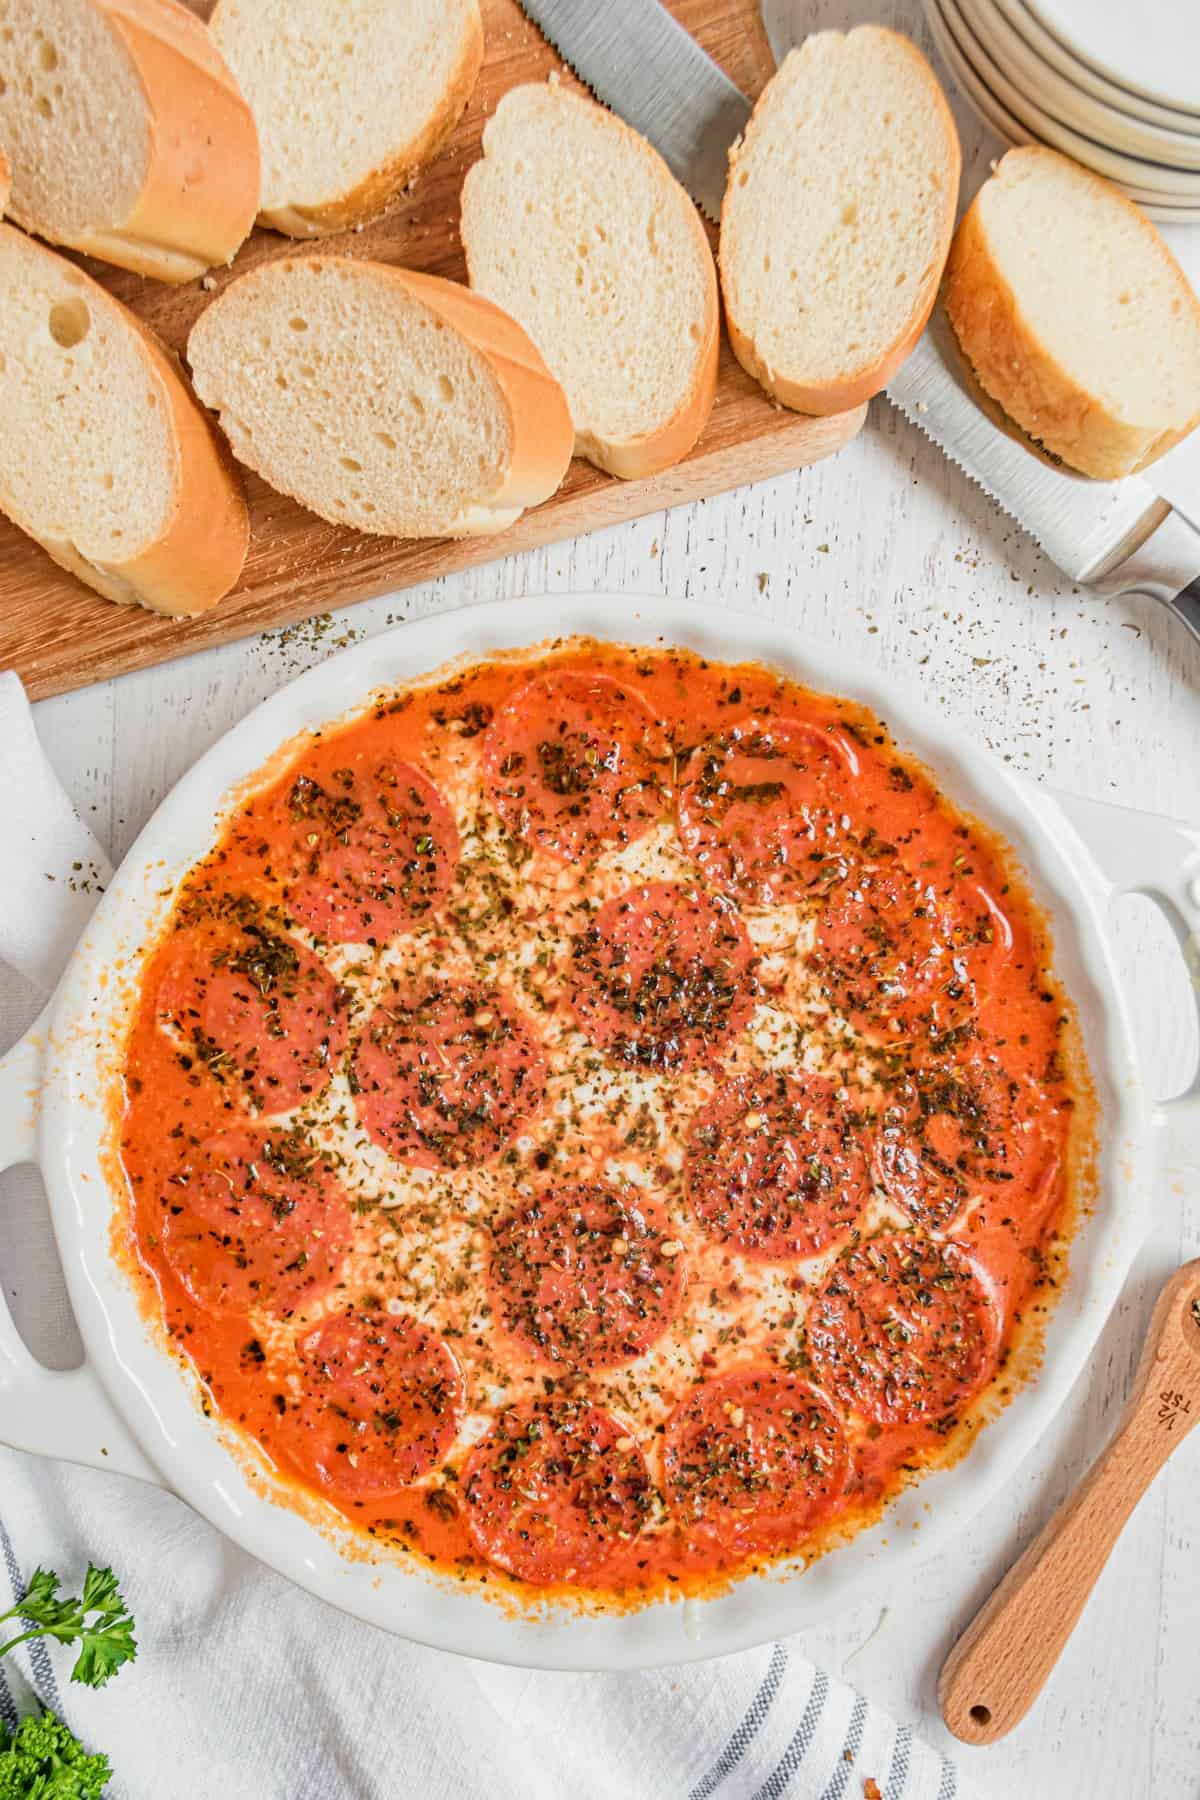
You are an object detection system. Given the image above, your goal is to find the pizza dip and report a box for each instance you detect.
[117,640,1088,1602]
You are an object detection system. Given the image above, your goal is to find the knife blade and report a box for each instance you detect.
[515,0,750,222]
[886,333,1200,648]
[886,308,1189,579]
[516,0,1200,646]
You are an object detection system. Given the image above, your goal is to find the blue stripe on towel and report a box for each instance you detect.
[751,1667,831,1800]
[936,1755,958,1799]
[818,1693,868,1800]
[688,1642,790,1800]
[883,1723,912,1799]
[0,1658,19,1732]
[0,1517,61,1713]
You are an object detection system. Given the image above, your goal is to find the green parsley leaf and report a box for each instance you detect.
[0,1565,136,1688]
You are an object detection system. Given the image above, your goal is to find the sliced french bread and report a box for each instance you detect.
[0,0,258,283]
[210,0,482,238]
[720,27,960,414]
[186,257,574,538]
[460,79,719,480]
[0,225,247,613]
[944,148,1200,479]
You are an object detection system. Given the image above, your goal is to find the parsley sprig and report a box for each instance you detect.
[0,1566,136,1689]
[0,1563,136,1795]
[0,1710,111,1799]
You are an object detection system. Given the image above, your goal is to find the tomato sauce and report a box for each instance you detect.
[116,641,1087,1604]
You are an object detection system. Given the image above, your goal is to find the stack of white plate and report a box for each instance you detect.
[924,0,1200,224]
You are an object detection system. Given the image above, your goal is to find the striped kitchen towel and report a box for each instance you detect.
[0,1496,965,1800]
[0,671,968,1800]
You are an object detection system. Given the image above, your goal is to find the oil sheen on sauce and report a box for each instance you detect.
[117,642,1086,1603]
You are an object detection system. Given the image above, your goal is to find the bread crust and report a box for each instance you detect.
[0,226,248,615]
[720,28,960,416]
[574,197,719,482]
[382,267,574,529]
[187,257,573,538]
[462,80,720,480]
[8,0,259,283]
[213,0,483,239]
[0,149,9,220]
[943,147,1200,480]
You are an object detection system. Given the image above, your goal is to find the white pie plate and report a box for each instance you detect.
[960,0,1200,171]
[1,594,1198,1670]
[925,0,1200,223]
[1022,0,1200,117]
[936,0,1200,195]
[994,0,1200,134]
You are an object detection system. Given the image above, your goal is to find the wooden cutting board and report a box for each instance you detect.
[0,0,865,700]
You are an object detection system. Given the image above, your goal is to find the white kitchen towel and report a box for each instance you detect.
[0,672,113,992]
[0,672,967,1800]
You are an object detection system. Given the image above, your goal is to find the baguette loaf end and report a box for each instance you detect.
[0,224,247,614]
[0,0,259,284]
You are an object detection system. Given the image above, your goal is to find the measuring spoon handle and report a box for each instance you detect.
[940,1268,1200,1745]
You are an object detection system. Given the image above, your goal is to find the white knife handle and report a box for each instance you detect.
[1092,508,1200,649]
[1162,578,1200,650]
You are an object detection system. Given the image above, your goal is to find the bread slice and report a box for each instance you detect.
[944,148,1200,480]
[461,79,719,480]
[186,256,574,538]
[0,0,259,283]
[0,225,247,614]
[0,148,9,218]
[720,27,960,414]
[210,0,482,238]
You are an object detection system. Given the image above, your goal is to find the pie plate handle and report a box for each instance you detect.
[0,1012,164,1487]
[1049,789,1200,1122]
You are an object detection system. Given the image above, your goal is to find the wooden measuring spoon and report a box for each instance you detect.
[939,1259,1200,1745]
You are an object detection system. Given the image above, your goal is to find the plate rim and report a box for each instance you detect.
[925,0,1200,221]
[992,0,1200,131]
[1021,0,1200,117]
[958,0,1200,169]
[937,0,1200,195]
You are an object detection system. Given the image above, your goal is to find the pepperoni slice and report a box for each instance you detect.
[288,1310,464,1500]
[156,1128,352,1317]
[259,739,458,943]
[808,1232,1000,1425]
[156,911,348,1114]
[571,881,757,1072]
[352,984,546,1170]
[663,1371,850,1555]
[483,670,670,861]
[874,1054,1060,1231]
[488,1184,685,1369]
[462,1400,651,1584]
[685,1072,871,1260]
[811,860,1013,1040]
[676,716,863,906]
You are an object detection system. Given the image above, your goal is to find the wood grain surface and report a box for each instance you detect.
[0,0,865,700]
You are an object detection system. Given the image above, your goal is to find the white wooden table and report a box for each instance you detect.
[10,6,1200,1795]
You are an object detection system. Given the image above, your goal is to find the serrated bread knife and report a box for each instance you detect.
[516,0,1200,649]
